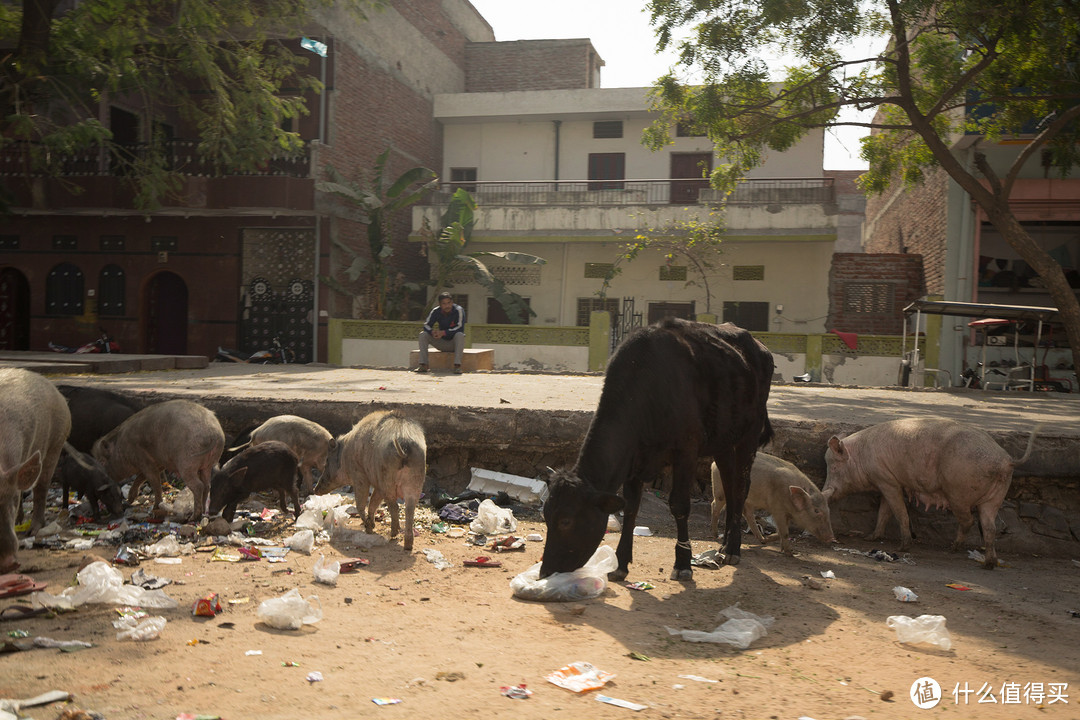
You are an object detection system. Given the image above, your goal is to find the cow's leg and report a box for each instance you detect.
[612,479,643,581]
[718,441,755,565]
[668,454,695,581]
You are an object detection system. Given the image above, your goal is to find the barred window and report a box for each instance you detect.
[0,235,18,250]
[99,265,126,316]
[593,121,623,139]
[46,263,84,315]
[100,235,125,251]
[843,282,895,314]
[659,265,687,281]
[53,235,77,250]
[733,265,765,281]
[723,301,769,331]
[584,262,615,278]
[576,297,619,326]
[151,236,178,252]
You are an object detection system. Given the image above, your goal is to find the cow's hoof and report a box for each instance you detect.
[721,552,741,566]
[670,567,693,581]
[608,568,629,582]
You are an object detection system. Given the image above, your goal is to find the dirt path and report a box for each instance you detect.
[3,494,1079,720]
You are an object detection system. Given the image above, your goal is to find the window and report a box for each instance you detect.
[486,296,530,324]
[733,265,765,281]
[843,282,895,314]
[46,263,84,315]
[99,265,126,316]
[648,301,695,323]
[723,301,770,331]
[151,236,178,252]
[52,235,77,250]
[659,265,688,282]
[100,235,125,252]
[593,121,623,138]
[576,297,619,326]
[588,153,625,190]
[450,167,477,191]
[676,121,707,137]
[584,262,615,279]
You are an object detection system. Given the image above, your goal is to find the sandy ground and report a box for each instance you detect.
[2,489,1080,720]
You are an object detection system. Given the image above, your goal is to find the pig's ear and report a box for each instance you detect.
[828,435,845,457]
[228,466,249,483]
[821,486,835,500]
[789,485,811,510]
[15,451,43,490]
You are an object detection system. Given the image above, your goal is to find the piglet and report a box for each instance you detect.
[209,441,302,522]
[323,410,426,551]
[711,452,836,553]
[55,445,125,520]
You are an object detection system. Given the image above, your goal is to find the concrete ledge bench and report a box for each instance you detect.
[409,348,494,372]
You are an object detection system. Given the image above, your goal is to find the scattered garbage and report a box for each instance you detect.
[886,614,952,650]
[893,586,918,602]
[665,604,775,648]
[510,545,618,602]
[470,499,517,535]
[690,549,722,569]
[422,549,452,570]
[30,561,177,610]
[372,698,402,706]
[339,558,370,573]
[256,589,322,630]
[467,468,549,504]
[500,684,533,699]
[0,690,73,717]
[946,583,971,591]
[626,581,654,591]
[115,615,166,641]
[525,533,543,542]
[678,675,719,683]
[245,650,263,656]
[545,661,616,692]
[607,515,621,532]
[632,526,652,536]
[820,570,836,579]
[490,536,526,552]
[306,671,324,683]
[31,636,93,651]
[192,593,223,617]
[597,695,647,711]
[313,554,341,585]
[464,556,501,568]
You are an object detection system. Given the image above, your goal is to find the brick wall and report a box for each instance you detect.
[863,165,950,294]
[827,253,926,334]
[465,39,602,92]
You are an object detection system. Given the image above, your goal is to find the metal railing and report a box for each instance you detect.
[0,139,312,178]
[432,177,834,206]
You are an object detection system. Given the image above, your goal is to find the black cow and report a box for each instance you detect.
[58,385,145,454]
[540,318,774,581]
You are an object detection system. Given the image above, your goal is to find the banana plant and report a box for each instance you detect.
[427,188,545,323]
[317,148,437,318]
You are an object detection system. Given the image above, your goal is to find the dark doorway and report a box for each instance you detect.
[670,153,712,204]
[144,271,188,354]
[0,267,30,350]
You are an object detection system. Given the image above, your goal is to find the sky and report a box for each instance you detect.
[467,0,873,171]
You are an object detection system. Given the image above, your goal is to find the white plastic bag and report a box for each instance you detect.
[30,561,178,610]
[143,535,193,557]
[470,499,517,535]
[666,604,775,648]
[887,614,952,650]
[313,554,340,585]
[256,589,323,630]
[893,586,919,602]
[293,509,325,532]
[285,529,315,555]
[510,545,618,602]
[115,615,167,641]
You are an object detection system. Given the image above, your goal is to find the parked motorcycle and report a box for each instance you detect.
[214,337,294,364]
[49,329,120,354]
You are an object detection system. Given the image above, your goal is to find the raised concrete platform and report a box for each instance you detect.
[409,348,494,372]
[0,351,209,374]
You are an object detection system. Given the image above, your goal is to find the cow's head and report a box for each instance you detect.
[539,470,624,578]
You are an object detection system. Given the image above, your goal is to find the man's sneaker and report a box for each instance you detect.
[416,364,429,373]
[453,364,462,374]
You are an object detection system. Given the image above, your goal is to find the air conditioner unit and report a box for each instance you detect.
[987,335,1008,346]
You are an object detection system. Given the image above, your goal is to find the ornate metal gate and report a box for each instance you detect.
[240,229,315,363]
[611,296,642,352]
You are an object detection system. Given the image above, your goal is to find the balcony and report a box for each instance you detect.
[414,177,839,240]
[432,177,835,207]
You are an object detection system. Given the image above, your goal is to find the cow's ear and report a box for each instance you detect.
[828,435,845,457]
[592,491,625,515]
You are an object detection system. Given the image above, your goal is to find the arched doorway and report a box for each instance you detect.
[0,267,30,350]
[144,271,188,354]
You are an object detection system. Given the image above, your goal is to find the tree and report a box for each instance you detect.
[646,0,1080,376]
[317,148,437,319]
[422,188,546,323]
[599,215,727,314]
[1,0,381,210]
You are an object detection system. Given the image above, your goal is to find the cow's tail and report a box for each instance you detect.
[1011,422,1043,468]
[758,416,774,449]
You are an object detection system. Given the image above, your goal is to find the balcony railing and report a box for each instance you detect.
[431,177,834,206]
[0,139,312,178]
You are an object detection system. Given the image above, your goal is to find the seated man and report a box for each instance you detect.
[417,291,466,373]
